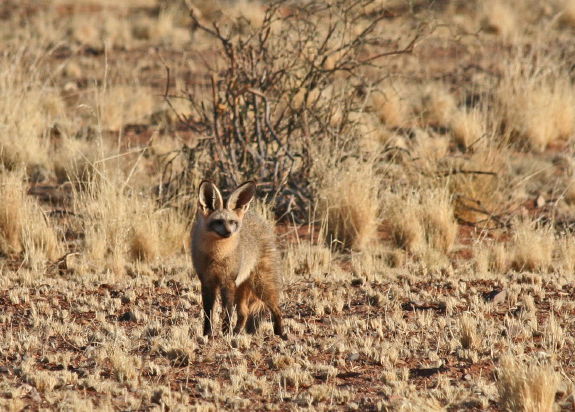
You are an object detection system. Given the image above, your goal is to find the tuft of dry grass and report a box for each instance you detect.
[285,240,332,281]
[0,48,62,175]
[447,146,510,225]
[0,168,62,266]
[481,0,518,42]
[386,187,457,256]
[459,314,481,350]
[450,107,486,150]
[474,241,509,275]
[511,220,554,272]
[498,356,559,412]
[556,0,575,28]
[496,56,575,152]
[99,85,156,131]
[371,82,413,128]
[319,159,380,250]
[420,83,457,127]
[556,236,575,273]
[74,174,188,273]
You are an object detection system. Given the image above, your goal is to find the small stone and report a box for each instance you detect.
[484,289,506,305]
[118,311,136,322]
[28,387,41,403]
[464,374,472,381]
[535,195,546,209]
[151,389,163,405]
[492,290,506,305]
[347,352,360,362]
[64,81,78,92]
[351,278,364,286]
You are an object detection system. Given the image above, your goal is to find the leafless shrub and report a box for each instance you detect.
[165,0,419,222]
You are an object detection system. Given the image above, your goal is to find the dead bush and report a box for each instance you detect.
[167,0,419,222]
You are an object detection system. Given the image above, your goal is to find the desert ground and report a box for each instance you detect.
[1,0,575,411]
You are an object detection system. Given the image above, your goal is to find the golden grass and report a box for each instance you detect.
[386,187,457,256]
[99,86,156,131]
[481,0,518,42]
[0,168,62,265]
[474,241,509,275]
[371,82,412,128]
[421,83,457,127]
[74,175,188,273]
[2,1,575,410]
[450,107,485,150]
[557,0,575,28]
[0,48,62,174]
[496,56,575,152]
[319,159,379,250]
[498,356,559,412]
[511,221,554,272]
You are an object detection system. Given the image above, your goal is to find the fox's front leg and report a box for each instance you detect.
[200,280,218,336]
[220,282,236,335]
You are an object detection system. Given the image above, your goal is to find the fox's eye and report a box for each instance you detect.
[209,219,224,231]
[228,220,238,229]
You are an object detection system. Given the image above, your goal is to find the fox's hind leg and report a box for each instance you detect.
[246,316,259,334]
[254,281,287,340]
[246,309,262,334]
[246,296,265,334]
[233,283,250,334]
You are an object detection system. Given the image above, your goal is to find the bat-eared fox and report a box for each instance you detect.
[191,180,287,339]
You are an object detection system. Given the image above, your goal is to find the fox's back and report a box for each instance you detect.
[238,211,275,258]
[236,211,279,285]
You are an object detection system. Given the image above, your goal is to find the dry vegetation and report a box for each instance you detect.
[1,0,575,411]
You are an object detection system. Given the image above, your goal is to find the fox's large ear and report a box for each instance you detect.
[198,180,223,212]
[227,181,256,212]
